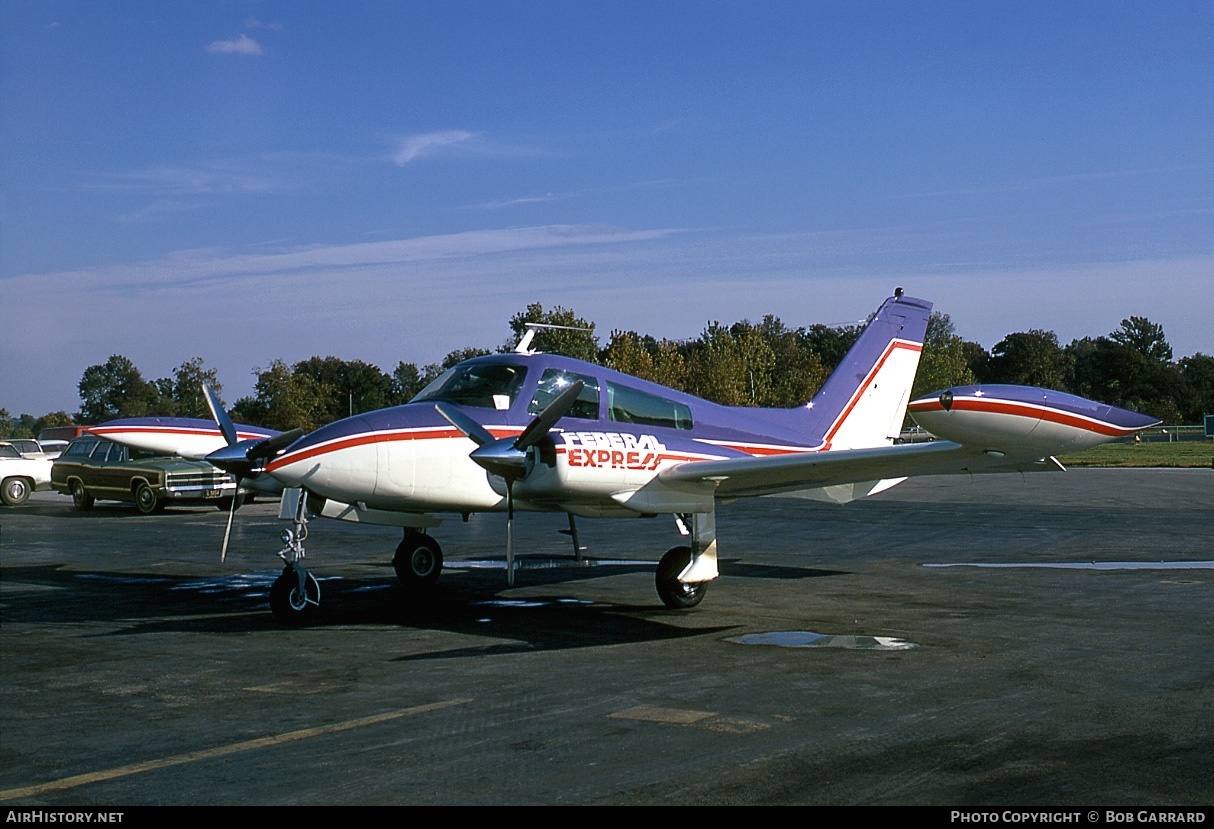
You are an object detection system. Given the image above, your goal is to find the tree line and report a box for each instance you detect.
[2,304,1211,439]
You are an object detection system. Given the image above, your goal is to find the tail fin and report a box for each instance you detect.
[805,291,932,450]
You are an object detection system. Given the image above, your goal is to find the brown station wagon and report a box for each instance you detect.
[51,436,239,514]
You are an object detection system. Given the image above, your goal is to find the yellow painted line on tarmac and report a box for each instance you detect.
[0,698,471,801]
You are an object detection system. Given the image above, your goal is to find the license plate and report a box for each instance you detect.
[206,489,221,498]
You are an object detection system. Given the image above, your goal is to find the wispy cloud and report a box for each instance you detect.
[900,163,1214,200]
[393,130,478,165]
[467,192,564,210]
[92,163,281,196]
[243,18,283,31]
[206,33,263,56]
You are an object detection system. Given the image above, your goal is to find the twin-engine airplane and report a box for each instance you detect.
[91,291,1159,623]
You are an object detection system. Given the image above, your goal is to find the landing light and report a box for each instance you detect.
[280,529,294,545]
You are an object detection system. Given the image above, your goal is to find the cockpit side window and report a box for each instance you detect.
[527,369,600,419]
[607,382,693,430]
[410,363,530,410]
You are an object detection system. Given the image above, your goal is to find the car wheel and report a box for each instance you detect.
[134,483,162,515]
[1,477,31,506]
[70,480,94,511]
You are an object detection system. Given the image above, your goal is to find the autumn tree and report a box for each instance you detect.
[685,321,776,406]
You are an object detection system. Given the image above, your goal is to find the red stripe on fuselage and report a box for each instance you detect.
[89,425,270,440]
[266,426,524,473]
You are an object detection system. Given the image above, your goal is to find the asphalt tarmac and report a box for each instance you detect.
[1,468,1210,806]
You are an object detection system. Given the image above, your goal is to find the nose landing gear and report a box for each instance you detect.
[269,489,319,625]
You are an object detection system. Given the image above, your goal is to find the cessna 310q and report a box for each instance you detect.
[90,291,1159,623]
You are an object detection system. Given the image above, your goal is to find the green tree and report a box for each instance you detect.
[1066,337,1182,423]
[294,356,393,420]
[1112,316,1173,363]
[390,362,426,404]
[504,303,599,361]
[231,361,334,432]
[166,357,223,418]
[1177,354,1214,422]
[987,329,1070,389]
[77,355,162,423]
[912,312,975,400]
[754,315,830,406]
[802,323,861,371]
[960,340,991,383]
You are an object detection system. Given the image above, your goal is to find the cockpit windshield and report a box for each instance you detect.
[410,362,529,410]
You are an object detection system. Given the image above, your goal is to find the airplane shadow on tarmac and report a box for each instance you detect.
[0,559,848,658]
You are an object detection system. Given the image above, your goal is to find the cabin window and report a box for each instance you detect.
[528,369,600,420]
[411,362,529,409]
[607,382,693,430]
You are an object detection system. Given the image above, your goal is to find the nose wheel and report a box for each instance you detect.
[270,566,320,624]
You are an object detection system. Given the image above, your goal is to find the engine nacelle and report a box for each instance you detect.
[514,428,733,514]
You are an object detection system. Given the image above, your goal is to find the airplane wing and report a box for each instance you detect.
[659,440,1060,499]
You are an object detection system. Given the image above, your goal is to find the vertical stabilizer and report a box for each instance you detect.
[807,292,932,450]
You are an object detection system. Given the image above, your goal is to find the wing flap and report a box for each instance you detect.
[659,441,1061,499]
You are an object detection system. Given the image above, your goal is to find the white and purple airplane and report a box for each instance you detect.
[90,291,1159,623]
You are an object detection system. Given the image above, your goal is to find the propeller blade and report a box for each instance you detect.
[203,384,239,447]
[434,403,495,447]
[516,380,584,450]
[220,491,238,563]
[248,428,305,460]
[506,479,515,587]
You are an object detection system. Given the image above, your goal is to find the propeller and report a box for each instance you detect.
[435,380,584,586]
[202,384,304,561]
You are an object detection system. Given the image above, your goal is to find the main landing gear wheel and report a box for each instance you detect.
[70,480,94,511]
[134,483,163,515]
[393,531,443,590]
[656,545,709,609]
[2,477,31,506]
[270,567,320,625]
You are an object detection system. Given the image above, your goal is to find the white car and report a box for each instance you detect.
[0,442,54,506]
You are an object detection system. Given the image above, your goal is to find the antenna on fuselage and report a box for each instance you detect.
[514,322,594,355]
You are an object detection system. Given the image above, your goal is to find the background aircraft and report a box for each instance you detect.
[90,291,1159,623]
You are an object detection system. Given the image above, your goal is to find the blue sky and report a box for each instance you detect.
[2,1,1211,416]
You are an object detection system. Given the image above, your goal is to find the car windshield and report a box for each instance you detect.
[411,362,529,410]
[0,445,21,459]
